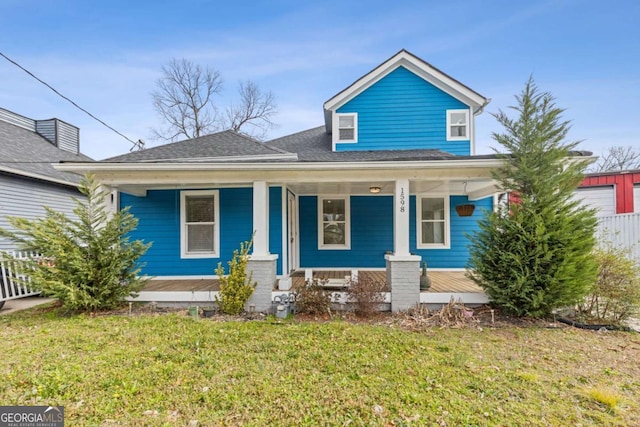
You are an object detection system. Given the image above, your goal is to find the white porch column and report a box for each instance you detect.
[248,180,278,312]
[252,181,270,256]
[394,179,411,257]
[386,178,421,312]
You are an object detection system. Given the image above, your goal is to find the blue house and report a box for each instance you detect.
[58,50,504,311]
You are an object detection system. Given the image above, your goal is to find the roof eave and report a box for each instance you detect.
[55,158,506,174]
[0,165,80,188]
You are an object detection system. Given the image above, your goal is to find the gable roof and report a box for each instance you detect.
[323,49,490,132]
[103,130,297,163]
[0,119,93,186]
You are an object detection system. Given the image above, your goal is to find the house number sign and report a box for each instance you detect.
[399,187,406,213]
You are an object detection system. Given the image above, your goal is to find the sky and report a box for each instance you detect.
[0,0,638,161]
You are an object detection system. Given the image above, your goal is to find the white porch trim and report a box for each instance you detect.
[393,179,411,257]
[420,292,488,305]
[252,181,270,256]
[130,290,488,305]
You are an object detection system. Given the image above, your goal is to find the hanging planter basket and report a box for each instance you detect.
[455,204,475,217]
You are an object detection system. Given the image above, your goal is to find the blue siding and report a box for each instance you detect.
[299,195,393,268]
[298,194,492,269]
[410,195,493,268]
[336,66,471,155]
[269,187,283,275]
[121,187,284,276]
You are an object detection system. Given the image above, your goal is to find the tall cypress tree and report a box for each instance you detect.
[468,78,597,317]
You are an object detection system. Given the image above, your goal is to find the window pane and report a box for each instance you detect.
[324,223,345,245]
[339,128,355,140]
[338,115,354,128]
[421,198,445,220]
[422,222,445,244]
[450,112,466,125]
[323,199,345,220]
[186,196,215,222]
[451,125,466,137]
[187,224,214,252]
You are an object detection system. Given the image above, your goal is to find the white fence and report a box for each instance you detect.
[596,212,640,263]
[0,251,41,302]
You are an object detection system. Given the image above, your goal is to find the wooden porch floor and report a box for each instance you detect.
[142,270,482,294]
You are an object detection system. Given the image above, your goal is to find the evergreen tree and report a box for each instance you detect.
[468,78,598,317]
[0,174,151,311]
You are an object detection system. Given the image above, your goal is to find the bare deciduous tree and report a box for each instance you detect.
[151,59,277,142]
[151,59,223,141]
[225,80,277,139]
[592,146,640,172]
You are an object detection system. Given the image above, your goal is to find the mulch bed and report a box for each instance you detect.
[35,300,634,333]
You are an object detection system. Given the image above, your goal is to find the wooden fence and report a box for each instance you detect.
[596,212,640,263]
[0,251,41,302]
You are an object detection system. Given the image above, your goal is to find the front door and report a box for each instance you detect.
[287,192,298,273]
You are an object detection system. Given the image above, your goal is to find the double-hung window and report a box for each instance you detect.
[180,190,219,258]
[446,109,469,140]
[417,196,450,249]
[336,113,357,142]
[318,197,350,249]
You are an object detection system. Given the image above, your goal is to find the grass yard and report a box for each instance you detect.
[1,307,639,426]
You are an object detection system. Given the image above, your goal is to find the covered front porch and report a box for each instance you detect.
[58,158,499,312]
[134,270,488,306]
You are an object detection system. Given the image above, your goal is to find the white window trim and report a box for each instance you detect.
[317,196,351,250]
[332,112,358,146]
[180,190,220,258]
[417,195,450,249]
[446,109,469,141]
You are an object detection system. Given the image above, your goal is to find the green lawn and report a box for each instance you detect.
[1,307,638,426]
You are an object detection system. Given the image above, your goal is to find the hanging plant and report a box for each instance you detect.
[455,203,475,217]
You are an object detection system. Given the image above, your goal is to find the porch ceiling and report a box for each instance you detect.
[56,159,501,197]
[115,178,498,198]
[288,179,497,197]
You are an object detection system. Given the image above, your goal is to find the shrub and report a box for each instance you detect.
[0,174,151,312]
[346,275,387,317]
[293,278,333,315]
[215,239,256,315]
[577,247,640,325]
[468,79,597,317]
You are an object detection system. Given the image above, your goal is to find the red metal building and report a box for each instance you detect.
[579,170,640,215]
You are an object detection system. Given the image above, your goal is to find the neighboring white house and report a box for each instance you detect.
[0,108,93,251]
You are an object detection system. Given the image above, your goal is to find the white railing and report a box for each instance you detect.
[596,212,640,263]
[0,251,41,302]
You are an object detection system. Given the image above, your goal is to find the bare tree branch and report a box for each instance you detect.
[151,58,223,141]
[150,60,277,142]
[225,80,277,140]
[592,146,640,172]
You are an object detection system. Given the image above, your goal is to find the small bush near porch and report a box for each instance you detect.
[1,308,638,426]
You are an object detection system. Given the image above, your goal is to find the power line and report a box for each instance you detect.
[0,51,144,151]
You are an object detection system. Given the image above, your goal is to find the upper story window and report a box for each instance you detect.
[180,190,220,258]
[318,196,351,250]
[336,113,358,142]
[417,195,450,249]
[446,109,469,141]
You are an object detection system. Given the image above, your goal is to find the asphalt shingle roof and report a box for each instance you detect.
[95,125,592,165]
[101,126,490,164]
[103,130,291,162]
[267,126,493,162]
[0,120,93,185]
